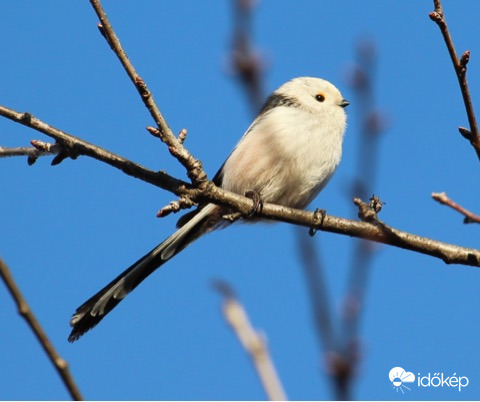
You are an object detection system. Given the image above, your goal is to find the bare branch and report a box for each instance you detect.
[353,195,383,223]
[0,142,60,165]
[89,0,208,186]
[296,230,334,351]
[230,0,265,113]
[156,196,195,218]
[146,126,207,186]
[0,258,83,400]
[214,281,287,401]
[432,192,480,224]
[328,40,389,399]
[177,128,188,144]
[1,103,479,267]
[429,0,480,161]
[0,105,186,194]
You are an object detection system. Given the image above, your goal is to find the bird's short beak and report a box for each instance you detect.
[339,99,350,108]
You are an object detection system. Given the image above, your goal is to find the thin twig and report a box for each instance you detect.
[429,0,480,161]
[432,192,480,224]
[0,143,59,165]
[89,0,207,186]
[0,258,83,400]
[156,196,195,218]
[214,281,287,401]
[0,144,53,158]
[1,104,480,267]
[146,126,206,186]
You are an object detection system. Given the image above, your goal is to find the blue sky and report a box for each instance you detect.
[2,1,480,400]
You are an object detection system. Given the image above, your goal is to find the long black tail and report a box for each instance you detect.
[68,204,217,342]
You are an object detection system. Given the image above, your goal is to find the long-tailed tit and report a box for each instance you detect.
[68,77,349,342]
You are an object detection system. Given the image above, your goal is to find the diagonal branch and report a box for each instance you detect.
[90,0,207,186]
[432,192,480,224]
[0,258,83,400]
[429,0,480,161]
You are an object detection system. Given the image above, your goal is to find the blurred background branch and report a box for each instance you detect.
[230,0,265,114]
[214,280,287,401]
[227,1,387,399]
[339,38,389,398]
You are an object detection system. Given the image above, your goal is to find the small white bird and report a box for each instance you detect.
[68,77,349,341]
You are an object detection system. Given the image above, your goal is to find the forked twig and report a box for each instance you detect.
[90,0,207,186]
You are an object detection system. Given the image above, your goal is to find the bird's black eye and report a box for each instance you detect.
[315,93,326,102]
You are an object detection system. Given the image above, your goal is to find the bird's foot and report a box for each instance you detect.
[245,190,264,217]
[309,208,326,236]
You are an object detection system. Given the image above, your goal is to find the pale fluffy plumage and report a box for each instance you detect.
[68,77,348,342]
[222,77,347,209]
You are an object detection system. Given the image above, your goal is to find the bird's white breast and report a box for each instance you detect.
[221,105,346,209]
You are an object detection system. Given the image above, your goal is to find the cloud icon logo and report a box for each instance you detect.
[389,367,415,393]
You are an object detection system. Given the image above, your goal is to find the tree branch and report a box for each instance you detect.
[0,144,54,158]
[432,192,480,224]
[429,0,480,161]
[86,1,480,268]
[1,104,479,267]
[332,39,389,399]
[0,141,61,165]
[230,0,265,113]
[0,258,83,400]
[0,105,186,193]
[89,0,208,187]
[214,281,287,401]
[296,229,335,351]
